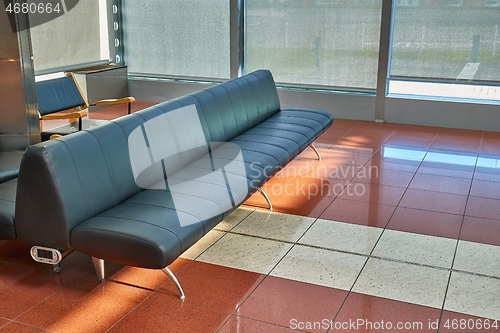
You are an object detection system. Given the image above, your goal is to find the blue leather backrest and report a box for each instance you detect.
[36,76,86,116]
[155,69,281,144]
[15,70,281,250]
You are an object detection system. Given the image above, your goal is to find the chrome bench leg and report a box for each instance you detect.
[309,143,321,161]
[258,188,273,211]
[162,267,185,300]
[92,257,105,282]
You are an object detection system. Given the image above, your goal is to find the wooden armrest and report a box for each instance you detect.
[94,97,136,106]
[41,110,88,121]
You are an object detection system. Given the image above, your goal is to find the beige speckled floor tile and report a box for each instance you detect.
[196,233,293,274]
[353,258,449,309]
[214,207,255,231]
[231,210,316,242]
[445,271,500,321]
[298,219,382,255]
[270,244,367,291]
[372,229,457,268]
[180,230,226,260]
[453,241,500,278]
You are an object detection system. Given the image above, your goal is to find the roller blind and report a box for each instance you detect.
[29,0,110,74]
[244,0,383,90]
[122,0,231,79]
[390,1,500,83]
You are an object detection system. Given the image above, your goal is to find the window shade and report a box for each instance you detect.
[244,0,383,90]
[122,0,231,79]
[390,3,500,83]
[29,1,109,74]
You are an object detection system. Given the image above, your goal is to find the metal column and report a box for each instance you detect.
[0,3,40,150]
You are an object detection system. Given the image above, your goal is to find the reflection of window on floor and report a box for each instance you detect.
[384,146,500,175]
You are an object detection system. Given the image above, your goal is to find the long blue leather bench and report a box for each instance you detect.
[14,70,333,298]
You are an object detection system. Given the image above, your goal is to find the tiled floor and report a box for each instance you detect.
[2,109,500,332]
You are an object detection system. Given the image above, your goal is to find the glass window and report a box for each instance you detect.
[30,0,110,74]
[122,0,231,80]
[244,0,383,90]
[390,0,500,84]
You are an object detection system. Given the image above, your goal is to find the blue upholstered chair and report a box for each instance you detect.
[36,72,135,139]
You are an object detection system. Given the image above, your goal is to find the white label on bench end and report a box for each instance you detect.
[30,246,63,265]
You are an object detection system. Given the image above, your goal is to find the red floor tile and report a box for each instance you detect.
[296,142,333,160]
[367,153,421,174]
[409,173,472,196]
[417,165,475,180]
[1,322,49,332]
[334,292,441,333]
[460,216,500,247]
[104,261,190,292]
[0,239,32,264]
[312,146,374,167]
[386,207,463,239]
[418,149,477,179]
[439,310,500,333]
[108,293,230,333]
[264,177,337,217]
[307,162,363,182]
[0,265,65,319]
[470,179,500,200]
[480,132,500,155]
[160,261,265,314]
[431,129,482,153]
[18,278,151,333]
[384,125,438,149]
[14,251,94,286]
[320,198,396,228]
[474,154,500,183]
[238,276,348,333]
[0,318,10,329]
[219,316,299,333]
[378,145,427,161]
[399,189,468,215]
[315,119,360,144]
[353,168,414,188]
[465,196,500,221]
[337,182,406,206]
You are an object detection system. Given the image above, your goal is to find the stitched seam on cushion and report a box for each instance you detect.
[253,124,310,140]
[88,130,120,206]
[72,223,181,259]
[174,165,257,185]
[191,94,215,143]
[59,141,90,218]
[166,177,242,202]
[250,73,267,120]
[226,82,250,133]
[235,133,300,150]
[182,165,262,186]
[132,190,225,212]
[118,202,215,221]
[232,147,281,164]
[206,89,229,141]
[271,114,324,128]
[245,127,309,145]
[264,119,317,133]
[243,75,259,121]
[230,139,293,154]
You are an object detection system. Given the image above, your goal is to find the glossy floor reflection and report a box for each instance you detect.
[2,118,500,332]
